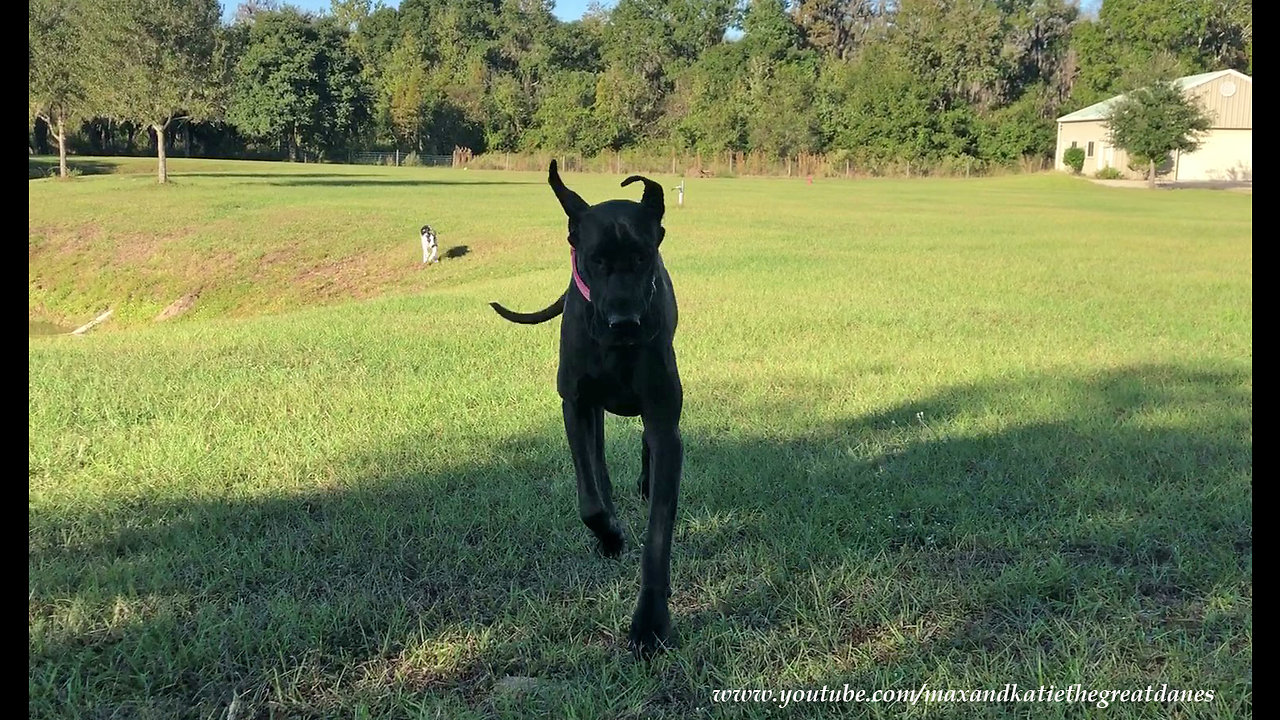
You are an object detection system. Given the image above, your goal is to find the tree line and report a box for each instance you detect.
[29,0,1252,182]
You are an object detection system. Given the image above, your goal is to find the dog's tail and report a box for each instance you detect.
[489,291,566,324]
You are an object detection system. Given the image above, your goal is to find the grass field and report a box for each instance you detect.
[29,158,1251,718]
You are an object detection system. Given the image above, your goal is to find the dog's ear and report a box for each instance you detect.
[621,174,664,224]
[549,160,588,225]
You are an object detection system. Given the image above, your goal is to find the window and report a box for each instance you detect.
[1087,141,1095,157]
[1071,141,1078,148]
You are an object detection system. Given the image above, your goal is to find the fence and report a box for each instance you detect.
[348,151,454,167]
[348,147,1052,178]
[466,149,1051,178]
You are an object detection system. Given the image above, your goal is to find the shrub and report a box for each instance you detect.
[1094,166,1123,180]
[1063,146,1085,174]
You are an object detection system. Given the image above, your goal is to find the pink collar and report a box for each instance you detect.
[570,247,591,302]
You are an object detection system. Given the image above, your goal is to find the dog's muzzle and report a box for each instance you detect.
[594,278,659,346]
[606,313,643,344]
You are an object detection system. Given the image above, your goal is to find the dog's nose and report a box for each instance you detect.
[608,313,641,331]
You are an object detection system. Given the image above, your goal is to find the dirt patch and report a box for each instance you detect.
[293,254,409,300]
[156,292,200,321]
[28,224,104,259]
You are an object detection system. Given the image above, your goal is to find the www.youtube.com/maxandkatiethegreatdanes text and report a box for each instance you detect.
[711,683,1216,709]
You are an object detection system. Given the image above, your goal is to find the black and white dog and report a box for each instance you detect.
[420,225,439,264]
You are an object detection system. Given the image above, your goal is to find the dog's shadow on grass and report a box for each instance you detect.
[445,245,470,259]
[29,364,1252,717]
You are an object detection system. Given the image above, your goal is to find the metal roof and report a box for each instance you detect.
[1056,69,1252,123]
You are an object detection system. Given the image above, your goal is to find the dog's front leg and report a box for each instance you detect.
[563,398,625,557]
[629,421,682,656]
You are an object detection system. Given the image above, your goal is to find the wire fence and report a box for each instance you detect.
[348,151,454,167]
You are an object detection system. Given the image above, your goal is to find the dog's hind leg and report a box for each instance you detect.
[563,399,625,557]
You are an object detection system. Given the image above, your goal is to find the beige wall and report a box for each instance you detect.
[1176,128,1252,181]
[1055,120,1134,176]
[1188,74,1252,129]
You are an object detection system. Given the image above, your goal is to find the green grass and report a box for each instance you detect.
[30,159,1251,718]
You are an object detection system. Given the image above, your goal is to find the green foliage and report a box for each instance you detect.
[821,44,978,166]
[1106,81,1213,183]
[28,0,87,124]
[670,42,748,153]
[1063,146,1085,174]
[1095,165,1123,179]
[527,71,607,154]
[80,0,222,181]
[84,0,221,126]
[29,0,91,176]
[34,0,1253,170]
[977,88,1058,163]
[1069,0,1251,107]
[745,59,821,158]
[741,0,801,61]
[229,9,371,161]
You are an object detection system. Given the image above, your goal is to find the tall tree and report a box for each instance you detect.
[1106,80,1212,188]
[1070,0,1251,107]
[670,42,748,154]
[997,0,1078,106]
[745,59,820,159]
[381,32,434,151]
[893,0,1005,109]
[741,0,802,61]
[792,0,881,60]
[229,10,371,161]
[29,0,89,178]
[594,0,676,149]
[85,0,222,183]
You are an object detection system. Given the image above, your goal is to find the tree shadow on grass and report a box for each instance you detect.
[28,364,1252,718]
[28,157,118,179]
[265,178,541,188]
[174,172,539,187]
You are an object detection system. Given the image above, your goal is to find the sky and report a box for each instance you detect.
[222,0,1101,27]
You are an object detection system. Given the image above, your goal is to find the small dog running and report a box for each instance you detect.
[420,225,439,264]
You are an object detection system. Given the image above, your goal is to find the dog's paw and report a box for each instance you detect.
[628,593,673,659]
[583,512,625,559]
[595,529,625,558]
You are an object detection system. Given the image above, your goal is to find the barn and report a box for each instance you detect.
[1055,69,1252,182]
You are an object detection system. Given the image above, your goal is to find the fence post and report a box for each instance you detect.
[395,149,400,167]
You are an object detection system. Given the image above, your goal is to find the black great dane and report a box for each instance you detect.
[490,160,683,657]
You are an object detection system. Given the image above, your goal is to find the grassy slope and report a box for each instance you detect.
[30,160,1251,718]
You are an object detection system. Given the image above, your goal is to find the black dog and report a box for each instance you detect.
[490,161,684,657]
